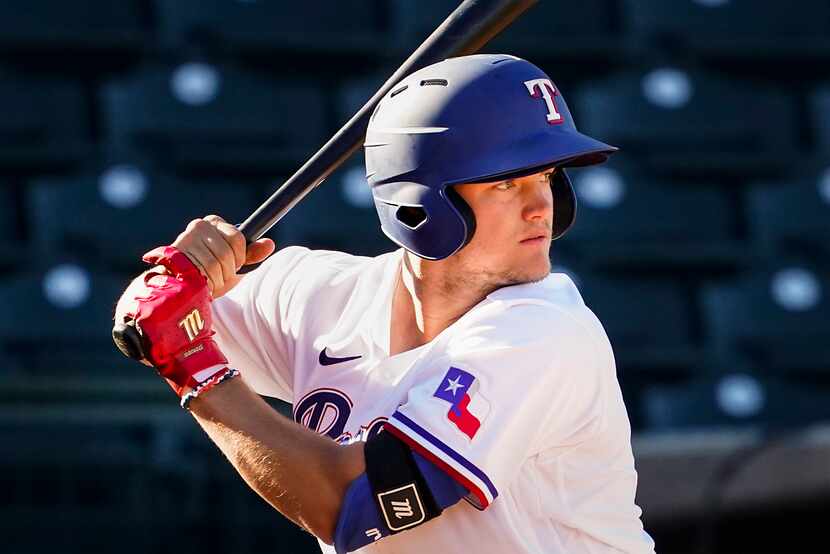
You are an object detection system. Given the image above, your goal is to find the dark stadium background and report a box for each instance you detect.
[1,1,829,553]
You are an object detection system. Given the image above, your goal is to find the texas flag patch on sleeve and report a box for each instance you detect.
[433,367,490,439]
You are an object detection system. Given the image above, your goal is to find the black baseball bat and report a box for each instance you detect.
[113,0,538,361]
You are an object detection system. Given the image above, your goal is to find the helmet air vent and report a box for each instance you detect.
[390,84,408,97]
[395,205,428,229]
[420,79,448,87]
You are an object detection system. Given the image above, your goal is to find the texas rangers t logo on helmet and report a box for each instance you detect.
[524,78,563,124]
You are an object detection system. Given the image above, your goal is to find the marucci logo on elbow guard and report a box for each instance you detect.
[378,483,427,531]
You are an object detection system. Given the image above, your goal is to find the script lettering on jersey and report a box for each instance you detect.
[524,78,563,125]
[337,416,388,446]
[293,388,353,439]
[292,388,387,444]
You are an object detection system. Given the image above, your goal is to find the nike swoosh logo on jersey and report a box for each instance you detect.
[319,348,362,366]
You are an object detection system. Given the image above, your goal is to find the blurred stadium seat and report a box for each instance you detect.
[560,165,745,271]
[642,371,830,432]
[27,161,260,272]
[336,73,389,127]
[621,0,830,59]
[99,61,326,172]
[154,0,384,54]
[573,66,798,175]
[566,270,699,372]
[0,409,318,553]
[700,261,830,373]
[809,83,830,153]
[487,0,618,57]
[278,156,394,257]
[0,0,146,52]
[0,415,157,553]
[0,260,136,375]
[390,0,619,59]
[0,184,18,268]
[746,166,830,257]
[0,73,90,169]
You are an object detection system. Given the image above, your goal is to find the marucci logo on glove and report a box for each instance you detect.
[179,308,205,341]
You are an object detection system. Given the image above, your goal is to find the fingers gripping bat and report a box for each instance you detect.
[113,0,538,361]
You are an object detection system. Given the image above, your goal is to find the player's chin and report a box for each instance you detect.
[508,253,551,284]
[527,260,552,282]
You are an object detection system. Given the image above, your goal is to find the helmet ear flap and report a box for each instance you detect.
[443,172,574,250]
[551,170,577,240]
[445,186,477,250]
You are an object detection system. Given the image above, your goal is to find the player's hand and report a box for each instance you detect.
[122,245,232,397]
[171,214,275,299]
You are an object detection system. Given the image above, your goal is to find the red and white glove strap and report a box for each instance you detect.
[180,367,241,410]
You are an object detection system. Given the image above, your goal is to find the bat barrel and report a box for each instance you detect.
[236,0,537,244]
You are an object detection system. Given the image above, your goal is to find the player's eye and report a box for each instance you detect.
[495,180,516,191]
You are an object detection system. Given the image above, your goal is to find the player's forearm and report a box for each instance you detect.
[187,377,365,544]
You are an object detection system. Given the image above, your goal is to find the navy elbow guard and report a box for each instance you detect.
[334,430,468,553]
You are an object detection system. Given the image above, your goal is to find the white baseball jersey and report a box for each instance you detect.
[211,246,655,554]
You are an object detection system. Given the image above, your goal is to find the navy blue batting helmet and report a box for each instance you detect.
[365,54,618,260]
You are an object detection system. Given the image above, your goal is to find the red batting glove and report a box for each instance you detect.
[125,245,230,397]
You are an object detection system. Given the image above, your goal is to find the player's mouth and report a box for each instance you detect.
[519,233,549,245]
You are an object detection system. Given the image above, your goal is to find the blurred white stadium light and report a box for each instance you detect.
[98,164,148,209]
[574,166,626,209]
[641,68,693,110]
[42,263,91,309]
[339,166,374,208]
[170,62,221,106]
[716,373,765,419]
[771,267,822,312]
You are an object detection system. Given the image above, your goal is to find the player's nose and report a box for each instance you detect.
[521,179,553,222]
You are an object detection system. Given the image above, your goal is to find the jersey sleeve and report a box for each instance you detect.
[384,304,608,509]
[211,246,312,402]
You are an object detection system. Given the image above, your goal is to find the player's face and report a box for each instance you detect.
[450,169,554,288]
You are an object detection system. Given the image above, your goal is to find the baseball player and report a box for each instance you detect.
[115,55,656,553]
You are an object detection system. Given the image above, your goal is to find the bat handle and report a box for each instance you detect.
[237,261,262,275]
[236,221,267,274]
